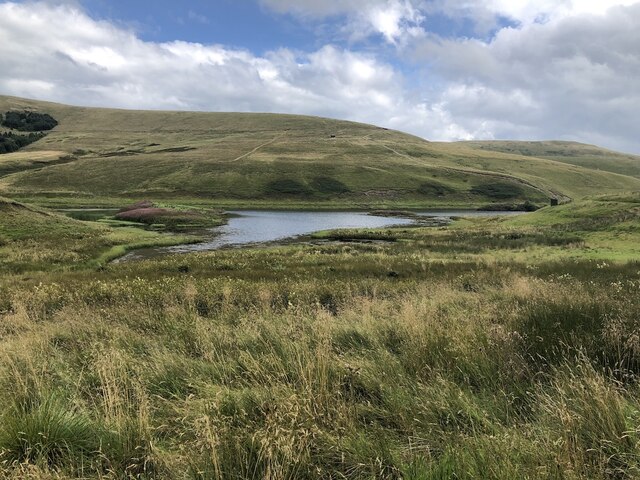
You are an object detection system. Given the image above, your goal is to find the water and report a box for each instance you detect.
[175,211,414,251]
[116,209,522,262]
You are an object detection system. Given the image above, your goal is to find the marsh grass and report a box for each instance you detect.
[1,194,639,478]
[0,254,639,478]
[0,393,96,468]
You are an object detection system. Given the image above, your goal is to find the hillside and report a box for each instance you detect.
[462,140,640,179]
[0,196,193,272]
[1,96,639,208]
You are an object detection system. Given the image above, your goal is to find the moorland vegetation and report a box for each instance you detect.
[0,96,639,479]
[0,194,639,479]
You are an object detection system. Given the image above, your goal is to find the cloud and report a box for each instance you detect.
[259,0,640,151]
[262,0,636,20]
[484,0,640,22]
[413,2,640,152]
[427,0,640,27]
[261,0,426,45]
[0,2,455,139]
[261,0,638,39]
[1,1,639,153]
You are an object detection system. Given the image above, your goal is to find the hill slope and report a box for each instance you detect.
[461,140,640,179]
[1,96,639,207]
[0,196,190,272]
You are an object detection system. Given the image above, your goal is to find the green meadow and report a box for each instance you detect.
[1,97,640,479]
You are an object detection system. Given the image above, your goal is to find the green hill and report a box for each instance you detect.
[462,140,640,179]
[1,96,639,208]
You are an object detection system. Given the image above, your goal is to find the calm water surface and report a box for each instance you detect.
[117,210,522,261]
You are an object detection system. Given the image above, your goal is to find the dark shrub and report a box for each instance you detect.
[2,111,58,131]
[0,131,46,154]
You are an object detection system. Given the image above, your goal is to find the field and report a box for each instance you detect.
[1,96,640,479]
[0,191,639,479]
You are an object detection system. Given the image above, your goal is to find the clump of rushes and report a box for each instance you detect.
[0,393,97,469]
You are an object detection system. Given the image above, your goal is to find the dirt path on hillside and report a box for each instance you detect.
[228,131,288,162]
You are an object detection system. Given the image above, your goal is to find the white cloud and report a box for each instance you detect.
[414,2,640,152]
[427,0,640,26]
[1,1,640,153]
[0,2,452,139]
[366,1,426,44]
[261,0,638,32]
[261,0,426,45]
[486,0,639,22]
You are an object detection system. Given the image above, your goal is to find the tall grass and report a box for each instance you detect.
[0,393,96,468]
[0,252,638,478]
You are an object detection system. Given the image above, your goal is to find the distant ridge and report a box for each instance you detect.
[461,140,640,179]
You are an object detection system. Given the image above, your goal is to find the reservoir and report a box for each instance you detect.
[116,209,522,261]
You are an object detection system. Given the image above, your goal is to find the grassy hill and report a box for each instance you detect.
[1,95,639,208]
[0,196,196,272]
[462,140,640,179]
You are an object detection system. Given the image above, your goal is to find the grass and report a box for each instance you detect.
[1,95,640,478]
[0,252,639,478]
[1,95,639,209]
[0,393,97,467]
[0,192,639,478]
[0,150,71,177]
[463,140,640,178]
[0,197,205,272]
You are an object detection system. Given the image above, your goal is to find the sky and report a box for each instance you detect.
[1,1,639,153]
